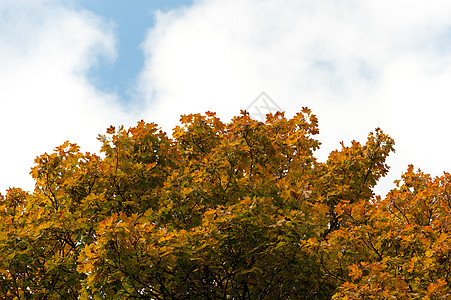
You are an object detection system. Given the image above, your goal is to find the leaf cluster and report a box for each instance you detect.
[7,107,448,299]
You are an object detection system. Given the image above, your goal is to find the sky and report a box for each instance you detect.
[2,0,451,196]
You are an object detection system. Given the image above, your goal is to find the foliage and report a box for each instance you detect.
[4,107,448,298]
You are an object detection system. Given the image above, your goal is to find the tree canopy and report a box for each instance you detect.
[1,108,450,299]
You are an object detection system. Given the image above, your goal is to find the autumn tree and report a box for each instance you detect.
[0,108,407,299]
[327,166,451,299]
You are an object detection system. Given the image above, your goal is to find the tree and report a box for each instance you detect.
[0,108,403,299]
[328,166,451,299]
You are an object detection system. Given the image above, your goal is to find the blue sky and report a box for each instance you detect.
[2,0,451,195]
[71,0,193,102]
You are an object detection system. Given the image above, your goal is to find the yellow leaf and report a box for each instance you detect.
[348,264,363,280]
[436,233,448,245]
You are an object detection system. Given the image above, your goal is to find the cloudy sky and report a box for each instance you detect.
[2,0,451,196]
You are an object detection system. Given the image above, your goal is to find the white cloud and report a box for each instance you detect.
[0,0,131,192]
[3,0,451,197]
[138,0,451,195]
